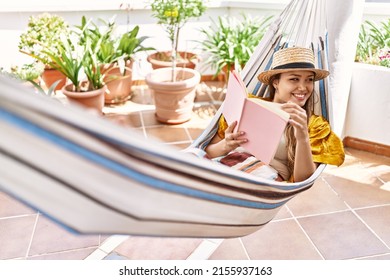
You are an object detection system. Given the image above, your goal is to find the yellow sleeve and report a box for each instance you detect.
[217,115,228,139]
[309,115,345,166]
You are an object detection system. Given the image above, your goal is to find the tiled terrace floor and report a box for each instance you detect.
[1,81,390,260]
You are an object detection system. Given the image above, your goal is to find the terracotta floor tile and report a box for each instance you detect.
[366,164,390,182]
[324,175,390,208]
[347,148,390,166]
[145,126,190,143]
[324,160,383,186]
[167,142,192,150]
[297,211,389,259]
[28,215,101,257]
[195,81,226,102]
[355,205,390,247]
[104,112,142,128]
[27,247,98,260]
[130,86,155,105]
[241,219,322,260]
[104,252,129,260]
[141,110,161,127]
[358,254,390,260]
[114,237,202,260]
[287,177,348,217]
[273,205,292,220]
[208,238,249,260]
[0,192,37,218]
[0,215,37,259]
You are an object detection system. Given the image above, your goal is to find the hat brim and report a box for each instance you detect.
[257,68,329,85]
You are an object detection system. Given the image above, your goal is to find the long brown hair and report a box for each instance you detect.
[268,74,316,176]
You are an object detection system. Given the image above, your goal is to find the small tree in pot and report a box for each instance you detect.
[148,0,207,75]
[145,0,206,124]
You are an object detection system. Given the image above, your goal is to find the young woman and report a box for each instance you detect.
[205,47,345,182]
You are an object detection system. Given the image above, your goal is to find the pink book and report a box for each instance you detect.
[222,71,290,165]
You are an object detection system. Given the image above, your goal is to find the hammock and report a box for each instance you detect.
[0,0,329,238]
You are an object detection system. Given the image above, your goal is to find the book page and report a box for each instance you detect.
[222,71,247,128]
[248,98,290,121]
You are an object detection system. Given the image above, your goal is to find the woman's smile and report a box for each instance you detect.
[291,92,308,102]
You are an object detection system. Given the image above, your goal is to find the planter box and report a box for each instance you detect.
[344,63,390,146]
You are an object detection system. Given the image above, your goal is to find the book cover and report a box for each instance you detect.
[222,71,290,164]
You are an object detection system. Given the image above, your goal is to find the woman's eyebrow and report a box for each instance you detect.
[287,73,315,78]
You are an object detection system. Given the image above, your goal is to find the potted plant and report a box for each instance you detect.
[145,0,205,124]
[199,14,273,80]
[355,18,390,67]
[18,13,70,91]
[75,16,153,104]
[147,0,207,69]
[27,25,109,113]
[9,63,44,90]
[344,18,390,146]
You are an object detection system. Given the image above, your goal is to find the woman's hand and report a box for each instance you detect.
[281,102,316,182]
[223,121,247,152]
[281,102,309,141]
[205,120,247,158]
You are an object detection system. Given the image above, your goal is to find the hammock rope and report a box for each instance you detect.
[0,0,331,238]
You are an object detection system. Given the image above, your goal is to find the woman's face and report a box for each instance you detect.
[272,70,315,106]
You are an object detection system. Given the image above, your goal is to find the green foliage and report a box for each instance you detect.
[1,63,58,96]
[40,35,85,91]
[74,16,153,72]
[117,26,154,62]
[18,13,70,66]
[75,16,117,64]
[150,0,207,55]
[356,18,390,67]
[34,17,104,92]
[20,14,152,92]
[10,63,44,82]
[199,14,273,77]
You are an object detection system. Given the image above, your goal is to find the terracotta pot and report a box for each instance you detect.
[61,84,107,114]
[145,67,200,124]
[41,68,66,91]
[103,62,133,105]
[221,64,245,82]
[147,51,199,70]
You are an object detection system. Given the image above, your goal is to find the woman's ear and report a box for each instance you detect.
[272,79,279,90]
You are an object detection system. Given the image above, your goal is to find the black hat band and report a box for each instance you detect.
[272,62,315,70]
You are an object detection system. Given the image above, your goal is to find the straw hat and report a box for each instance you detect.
[257,47,329,85]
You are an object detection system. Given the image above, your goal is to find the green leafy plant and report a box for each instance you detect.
[18,13,70,66]
[75,16,153,74]
[10,63,44,82]
[356,18,390,67]
[150,0,207,62]
[199,14,273,78]
[1,63,59,96]
[26,25,105,92]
